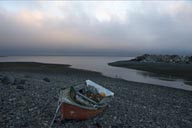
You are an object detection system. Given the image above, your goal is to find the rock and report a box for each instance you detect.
[43,77,50,82]
[14,78,27,85]
[2,76,15,85]
[94,122,102,128]
[131,54,192,64]
[8,98,16,102]
[20,122,29,127]
[24,75,31,78]
[16,85,24,89]
[132,54,150,61]
[189,56,192,63]
[0,75,3,80]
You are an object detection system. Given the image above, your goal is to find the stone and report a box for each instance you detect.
[0,75,3,80]
[131,54,192,64]
[189,56,192,63]
[94,122,102,128]
[43,77,50,82]
[24,75,31,78]
[2,76,15,85]
[14,78,27,85]
[16,85,24,90]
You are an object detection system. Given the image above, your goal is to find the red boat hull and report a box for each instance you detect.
[60,103,106,120]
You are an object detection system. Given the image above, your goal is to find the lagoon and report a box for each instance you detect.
[0,56,192,91]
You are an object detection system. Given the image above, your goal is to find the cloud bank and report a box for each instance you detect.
[0,1,192,55]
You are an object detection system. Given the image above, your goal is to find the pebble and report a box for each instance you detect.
[14,78,27,85]
[2,76,15,85]
[0,70,192,128]
[43,77,50,82]
[131,54,192,64]
[16,85,24,89]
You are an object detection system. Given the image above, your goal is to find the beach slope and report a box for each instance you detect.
[0,62,192,128]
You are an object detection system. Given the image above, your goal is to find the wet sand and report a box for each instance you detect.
[0,62,192,128]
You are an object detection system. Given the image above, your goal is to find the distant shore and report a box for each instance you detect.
[108,54,192,85]
[0,62,192,128]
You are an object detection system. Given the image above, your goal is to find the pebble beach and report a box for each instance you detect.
[0,62,192,128]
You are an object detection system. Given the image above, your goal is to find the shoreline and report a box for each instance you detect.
[1,62,192,128]
[108,61,192,84]
[0,62,191,90]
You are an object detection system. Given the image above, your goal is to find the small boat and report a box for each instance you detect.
[59,80,114,120]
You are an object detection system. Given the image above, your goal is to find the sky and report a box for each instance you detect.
[0,1,192,56]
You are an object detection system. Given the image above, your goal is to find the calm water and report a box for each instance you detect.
[0,56,192,91]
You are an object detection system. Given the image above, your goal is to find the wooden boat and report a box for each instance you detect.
[59,80,114,120]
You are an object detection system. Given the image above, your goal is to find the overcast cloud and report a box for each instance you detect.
[0,1,192,56]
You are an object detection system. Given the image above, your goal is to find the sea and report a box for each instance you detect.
[0,56,192,91]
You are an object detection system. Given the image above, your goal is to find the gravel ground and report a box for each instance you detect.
[0,62,192,128]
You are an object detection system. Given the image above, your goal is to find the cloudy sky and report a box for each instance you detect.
[0,1,192,56]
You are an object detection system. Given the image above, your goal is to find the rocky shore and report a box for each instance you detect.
[0,62,192,128]
[130,54,192,64]
[108,54,192,83]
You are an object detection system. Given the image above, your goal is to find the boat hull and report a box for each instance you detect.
[60,103,106,120]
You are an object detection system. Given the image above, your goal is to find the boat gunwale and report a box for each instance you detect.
[59,88,107,110]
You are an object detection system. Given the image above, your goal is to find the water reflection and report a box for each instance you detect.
[0,56,192,91]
